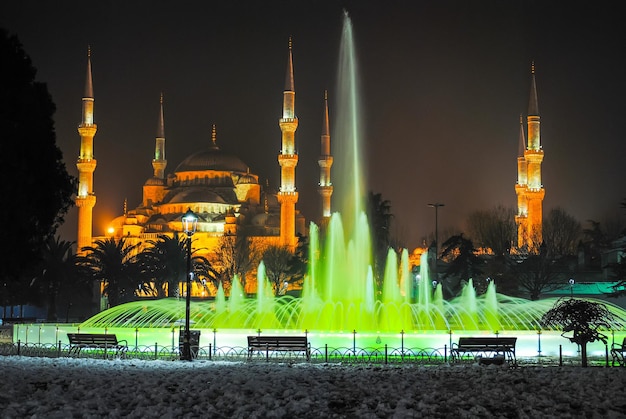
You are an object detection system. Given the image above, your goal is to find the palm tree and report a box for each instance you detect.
[32,236,77,321]
[137,233,185,297]
[76,237,141,307]
[137,233,219,298]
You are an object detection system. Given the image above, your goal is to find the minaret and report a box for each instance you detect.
[318,90,333,219]
[277,38,299,248]
[515,114,529,246]
[515,62,545,249]
[76,47,97,254]
[153,93,167,179]
[143,93,168,207]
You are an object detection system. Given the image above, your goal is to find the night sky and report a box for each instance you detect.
[2,1,625,249]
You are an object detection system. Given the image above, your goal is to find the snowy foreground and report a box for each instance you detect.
[2,357,626,418]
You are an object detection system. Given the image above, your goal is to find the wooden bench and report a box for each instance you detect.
[67,333,128,357]
[611,337,626,366]
[451,337,517,366]
[247,335,310,361]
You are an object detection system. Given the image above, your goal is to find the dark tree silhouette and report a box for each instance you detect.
[441,234,484,297]
[0,29,76,290]
[367,191,393,287]
[466,205,516,256]
[136,233,218,298]
[541,298,624,367]
[32,236,77,320]
[261,245,293,296]
[288,234,309,288]
[608,199,626,296]
[515,243,571,300]
[542,207,582,257]
[214,231,259,292]
[76,238,142,307]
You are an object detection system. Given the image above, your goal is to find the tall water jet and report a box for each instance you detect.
[334,10,365,236]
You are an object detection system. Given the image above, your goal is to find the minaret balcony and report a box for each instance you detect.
[75,194,96,207]
[318,156,334,168]
[77,124,97,136]
[279,118,299,131]
[278,154,298,167]
[76,159,97,172]
[278,189,298,195]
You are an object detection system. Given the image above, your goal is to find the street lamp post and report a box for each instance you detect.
[181,208,198,361]
[428,203,445,283]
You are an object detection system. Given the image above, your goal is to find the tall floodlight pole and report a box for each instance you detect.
[181,208,197,361]
[428,203,445,283]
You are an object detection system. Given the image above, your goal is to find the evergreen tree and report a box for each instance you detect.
[0,29,76,292]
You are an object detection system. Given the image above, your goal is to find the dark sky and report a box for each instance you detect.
[2,0,625,249]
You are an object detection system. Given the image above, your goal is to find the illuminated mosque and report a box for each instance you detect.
[75,42,333,295]
[75,40,543,298]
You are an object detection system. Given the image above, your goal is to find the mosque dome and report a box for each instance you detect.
[175,147,249,173]
[237,172,257,185]
[174,126,249,173]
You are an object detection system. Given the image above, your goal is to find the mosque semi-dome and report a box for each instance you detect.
[166,187,232,205]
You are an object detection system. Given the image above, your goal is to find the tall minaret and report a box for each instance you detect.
[515,62,545,249]
[76,47,97,254]
[515,114,529,247]
[277,38,299,248]
[318,90,333,219]
[153,92,167,179]
[143,93,168,207]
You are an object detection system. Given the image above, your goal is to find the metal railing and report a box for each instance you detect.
[0,341,614,367]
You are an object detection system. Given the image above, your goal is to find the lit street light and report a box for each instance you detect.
[181,208,198,361]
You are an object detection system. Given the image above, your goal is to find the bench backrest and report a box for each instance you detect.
[67,333,119,346]
[457,337,517,349]
[248,335,308,348]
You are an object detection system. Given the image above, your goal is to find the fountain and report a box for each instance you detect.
[25,12,624,358]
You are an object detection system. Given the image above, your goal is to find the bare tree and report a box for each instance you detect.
[261,245,293,296]
[215,232,259,291]
[515,244,571,300]
[467,205,516,256]
[543,207,582,257]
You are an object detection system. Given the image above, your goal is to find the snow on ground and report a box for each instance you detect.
[1,356,626,418]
